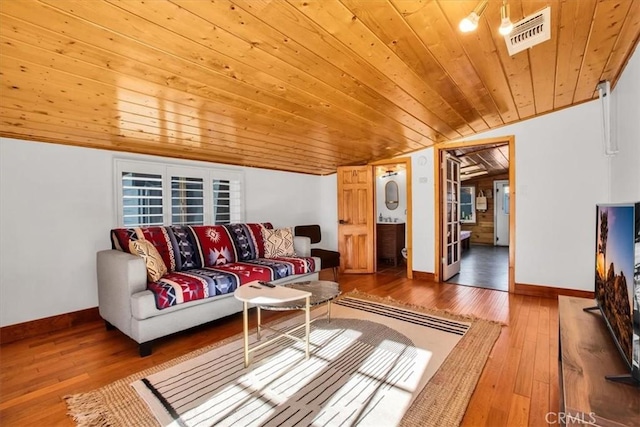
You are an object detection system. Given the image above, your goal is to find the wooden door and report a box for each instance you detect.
[442,154,461,281]
[337,166,375,273]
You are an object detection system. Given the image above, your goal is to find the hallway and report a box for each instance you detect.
[446,244,509,292]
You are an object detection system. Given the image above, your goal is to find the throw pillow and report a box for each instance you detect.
[129,239,168,282]
[262,227,296,258]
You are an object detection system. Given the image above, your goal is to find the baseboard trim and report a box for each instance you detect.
[0,282,593,344]
[412,271,436,282]
[514,282,594,299]
[0,307,101,345]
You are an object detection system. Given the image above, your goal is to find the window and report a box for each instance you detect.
[115,159,244,227]
[460,185,476,223]
[171,176,204,225]
[503,186,510,215]
[121,172,164,226]
[213,179,242,224]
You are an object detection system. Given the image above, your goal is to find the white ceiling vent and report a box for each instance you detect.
[504,6,551,56]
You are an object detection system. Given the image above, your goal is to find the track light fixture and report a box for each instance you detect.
[459,0,514,36]
[459,0,488,33]
[499,0,514,35]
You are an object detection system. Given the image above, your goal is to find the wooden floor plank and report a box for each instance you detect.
[460,326,510,426]
[506,393,531,427]
[0,374,90,411]
[514,337,537,398]
[546,296,561,415]
[529,379,551,427]
[0,269,561,426]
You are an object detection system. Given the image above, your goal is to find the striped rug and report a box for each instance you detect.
[66,292,502,427]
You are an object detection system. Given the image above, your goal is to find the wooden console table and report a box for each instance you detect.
[558,296,639,426]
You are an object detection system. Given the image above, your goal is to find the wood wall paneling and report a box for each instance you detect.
[462,172,509,245]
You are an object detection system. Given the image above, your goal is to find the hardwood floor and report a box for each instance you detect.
[446,244,509,292]
[0,270,560,426]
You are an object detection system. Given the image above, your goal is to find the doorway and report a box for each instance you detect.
[434,136,515,293]
[371,158,413,279]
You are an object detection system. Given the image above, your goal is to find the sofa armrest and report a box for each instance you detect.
[294,235,311,257]
[97,249,148,338]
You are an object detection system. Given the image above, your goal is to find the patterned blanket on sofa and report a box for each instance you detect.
[111,223,316,309]
[147,257,315,309]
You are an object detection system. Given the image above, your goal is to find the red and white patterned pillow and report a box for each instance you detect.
[261,227,296,258]
[129,239,168,282]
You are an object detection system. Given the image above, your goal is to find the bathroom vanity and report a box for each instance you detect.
[376,222,405,266]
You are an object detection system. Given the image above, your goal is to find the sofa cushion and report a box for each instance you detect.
[189,225,237,267]
[147,272,210,309]
[131,289,237,321]
[243,257,316,277]
[167,225,204,271]
[223,223,272,261]
[129,239,168,282]
[262,227,296,258]
[146,256,316,309]
[245,223,272,258]
[111,227,177,272]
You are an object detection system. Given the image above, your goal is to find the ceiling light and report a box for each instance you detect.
[460,0,515,36]
[499,0,514,35]
[460,164,484,173]
[461,170,489,180]
[381,170,398,179]
[459,0,488,33]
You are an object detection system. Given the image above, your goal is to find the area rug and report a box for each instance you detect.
[66,292,502,427]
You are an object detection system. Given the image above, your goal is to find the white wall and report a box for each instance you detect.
[0,140,114,327]
[610,44,640,202]
[505,101,608,290]
[0,138,324,326]
[410,151,436,273]
[243,167,322,226]
[319,173,338,250]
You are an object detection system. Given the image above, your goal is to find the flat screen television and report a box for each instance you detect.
[592,202,640,385]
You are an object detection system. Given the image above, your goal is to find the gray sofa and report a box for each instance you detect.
[97,224,319,356]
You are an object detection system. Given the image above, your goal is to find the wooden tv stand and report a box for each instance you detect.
[558,296,639,426]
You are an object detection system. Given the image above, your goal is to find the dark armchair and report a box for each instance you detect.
[294,225,340,281]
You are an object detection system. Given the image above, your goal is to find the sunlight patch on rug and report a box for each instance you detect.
[132,297,469,426]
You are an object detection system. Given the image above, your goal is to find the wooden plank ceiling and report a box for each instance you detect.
[1,0,638,175]
[456,143,509,181]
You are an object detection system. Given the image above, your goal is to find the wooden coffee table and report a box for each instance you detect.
[233,280,341,367]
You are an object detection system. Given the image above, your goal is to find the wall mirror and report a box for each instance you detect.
[460,185,476,223]
[385,181,399,210]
